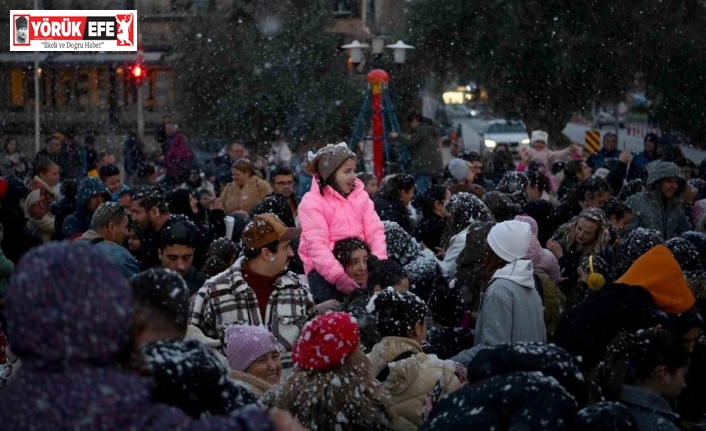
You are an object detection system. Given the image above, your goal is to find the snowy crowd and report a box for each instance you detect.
[1,121,706,431]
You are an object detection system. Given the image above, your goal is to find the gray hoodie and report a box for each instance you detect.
[474,259,546,346]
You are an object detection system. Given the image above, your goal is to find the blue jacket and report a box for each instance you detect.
[62,177,110,239]
[79,230,140,278]
[587,148,620,170]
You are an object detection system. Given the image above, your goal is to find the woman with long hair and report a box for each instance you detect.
[374,173,416,234]
[548,207,613,287]
[412,185,450,252]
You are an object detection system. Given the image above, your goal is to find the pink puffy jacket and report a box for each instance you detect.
[299,177,387,291]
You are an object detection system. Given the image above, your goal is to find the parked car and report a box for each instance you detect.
[481,118,530,156]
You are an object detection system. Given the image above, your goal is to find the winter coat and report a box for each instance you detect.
[221,175,273,214]
[0,178,40,263]
[299,177,387,288]
[619,385,682,431]
[79,230,140,278]
[402,123,443,175]
[0,242,274,431]
[425,326,474,360]
[50,193,76,241]
[440,226,468,277]
[189,256,317,368]
[553,284,667,372]
[455,221,494,312]
[537,275,567,340]
[588,147,621,170]
[628,150,661,182]
[183,265,208,295]
[422,371,577,431]
[522,145,574,167]
[230,370,272,398]
[367,336,461,431]
[474,260,546,346]
[0,151,28,177]
[24,176,58,242]
[62,177,110,240]
[142,339,258,418]
[340,289,381,353]
[626,162,690,240]
[375,195,414,234]
[414,213,446,252]
[383,221,445,301]
[164,132,193,182]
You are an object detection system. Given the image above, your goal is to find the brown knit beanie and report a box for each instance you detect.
[302,143,357,181]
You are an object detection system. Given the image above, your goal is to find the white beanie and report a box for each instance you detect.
[487,220,531,262]
[448,158,470,181]
[531,130,548,144]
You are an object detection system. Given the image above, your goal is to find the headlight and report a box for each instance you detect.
[484,139,497,148]
[521,138,530,145]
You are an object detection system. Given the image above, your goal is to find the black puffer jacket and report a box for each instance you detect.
[375,195,413,234]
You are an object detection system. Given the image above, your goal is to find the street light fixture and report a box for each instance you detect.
[386,40,415,64]
[341,40,370,66]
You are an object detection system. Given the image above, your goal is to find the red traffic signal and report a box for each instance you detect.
[129,63,147,85]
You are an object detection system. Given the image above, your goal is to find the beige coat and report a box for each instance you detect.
[367,337,461,431]
[221,175,272,214]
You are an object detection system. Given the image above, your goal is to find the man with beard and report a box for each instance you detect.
[189,213,336,371]
[626,161,691,240]
[131,186,204,270]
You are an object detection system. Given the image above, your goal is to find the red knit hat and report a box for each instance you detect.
[291,311,359,371]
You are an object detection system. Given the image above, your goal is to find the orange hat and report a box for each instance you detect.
[617,245,695,313]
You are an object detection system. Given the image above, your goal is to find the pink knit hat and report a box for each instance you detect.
[225,325,279,372]
[515,215,539,238]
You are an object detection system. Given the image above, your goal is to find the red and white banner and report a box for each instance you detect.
[10,10,137,52]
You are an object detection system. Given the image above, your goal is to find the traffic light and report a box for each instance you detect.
[128,62,147,86]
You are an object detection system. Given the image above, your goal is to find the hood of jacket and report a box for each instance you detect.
[6,242,133,365]
[76,176,111,217]
[491,259,535,289]
[646,161,686,196]
[618,245,695,313]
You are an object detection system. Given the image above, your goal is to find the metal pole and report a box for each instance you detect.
[34,0,40,153]
[136,38,144,140]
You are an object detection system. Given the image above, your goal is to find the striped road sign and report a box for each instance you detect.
[585,130,600,154]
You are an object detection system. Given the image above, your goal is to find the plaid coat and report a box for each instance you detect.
[189,257,316,364]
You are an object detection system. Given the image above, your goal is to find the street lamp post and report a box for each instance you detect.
[341,38,414,71]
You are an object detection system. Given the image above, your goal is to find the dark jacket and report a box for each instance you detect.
[403,123,443,175]
[183,265,208,295]
[414,213,446,252]
[587,147,620,170]
[59,141,87,180]
[626,161,690,240]
[142,339,257,418]
[425,326,474,360]
[422,371,578,431]
[0,242,273,431]
[553,283,667,372]
[0,177,40,263]
[454,221,494,312]
[50,193,77,240]
[62,177,110,240]
[619,385,682,431]
[340,289,380,353]
[375,195,413,234]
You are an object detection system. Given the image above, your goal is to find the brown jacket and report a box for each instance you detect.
[220,176,272,214]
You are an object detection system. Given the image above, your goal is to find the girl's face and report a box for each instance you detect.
[345,249,369,286]
[401,187,415,206]
[525,184,541,201]
[40,163,61,187]
[364,179,379,198]
[575,217,598,245]
[7,140,17,154]
[434,190,452,217]
[533,140,546,151]
[334,160,357,194]
[128,229,142,252]
[188,193,199,215]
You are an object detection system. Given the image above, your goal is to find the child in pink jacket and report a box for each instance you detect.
[298,143,388,303]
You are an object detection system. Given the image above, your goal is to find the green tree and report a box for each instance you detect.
[409,0,706,146]
[173,0,361,152]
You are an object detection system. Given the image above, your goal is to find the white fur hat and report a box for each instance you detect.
[531,130,549,144]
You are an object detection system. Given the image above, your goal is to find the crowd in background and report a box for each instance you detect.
[1,114,706,431]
